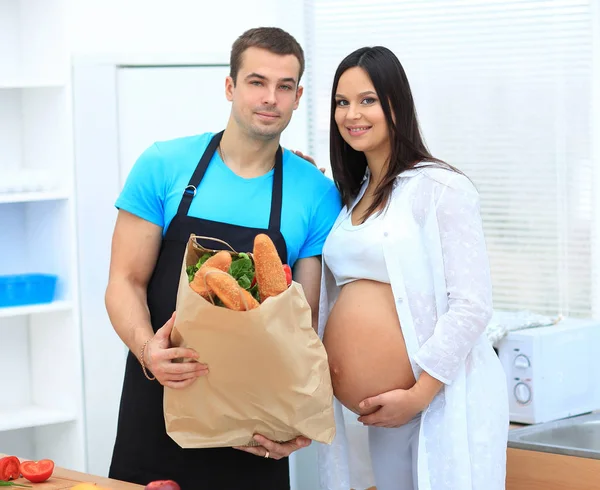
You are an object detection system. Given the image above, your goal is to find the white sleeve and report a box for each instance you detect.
[413,173,493,384]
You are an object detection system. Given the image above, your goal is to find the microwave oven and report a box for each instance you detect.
[496,317,600,424]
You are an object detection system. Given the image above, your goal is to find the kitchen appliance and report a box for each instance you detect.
[496,317,600,424]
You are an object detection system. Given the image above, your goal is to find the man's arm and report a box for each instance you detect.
[105,210,206,388]
[292,256,322,332]
[105,210,162,355]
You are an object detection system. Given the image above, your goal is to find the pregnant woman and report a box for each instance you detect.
[317,46,509,490]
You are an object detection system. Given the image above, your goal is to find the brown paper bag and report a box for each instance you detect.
[164,234,336,448]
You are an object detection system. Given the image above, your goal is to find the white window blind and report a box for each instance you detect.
[305,0,597,317]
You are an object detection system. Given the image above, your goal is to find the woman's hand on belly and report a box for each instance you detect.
[357,371,444,427]
[233,434,311,460]
[357,388,427,428]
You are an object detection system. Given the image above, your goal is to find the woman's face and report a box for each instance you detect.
[334,67,389,156]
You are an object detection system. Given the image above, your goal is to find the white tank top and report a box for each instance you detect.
[323,208,390,286]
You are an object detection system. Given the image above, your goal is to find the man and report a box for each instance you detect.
[105,27,341,490]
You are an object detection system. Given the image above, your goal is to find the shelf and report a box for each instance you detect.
[0,79,66,90]
[0,0,85,471]
[0,190,71,204]
[0,406,77,432]
[0,300,72,318]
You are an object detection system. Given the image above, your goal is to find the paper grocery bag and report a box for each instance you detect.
[163,234,336,448]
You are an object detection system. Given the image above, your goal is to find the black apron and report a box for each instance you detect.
[109,131,290,490]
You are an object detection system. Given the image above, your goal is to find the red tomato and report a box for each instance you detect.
[0,455,20,481]
[19,459,54,483]
[144,480,181,490]
[282,264,292,286]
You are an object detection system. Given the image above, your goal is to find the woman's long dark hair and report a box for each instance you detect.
[330,46,456,222]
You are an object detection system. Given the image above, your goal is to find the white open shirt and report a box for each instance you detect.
[317,165,509,490]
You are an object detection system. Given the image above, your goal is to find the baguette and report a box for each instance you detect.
[253,234,287,301]
[238,288,260,311]
[204,266,260,311]
[190,251,232,299]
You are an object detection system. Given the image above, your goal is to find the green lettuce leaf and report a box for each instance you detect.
[186,253,212,282]
[228,253,260,301]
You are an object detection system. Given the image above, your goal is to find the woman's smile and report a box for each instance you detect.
[346,125,373,136]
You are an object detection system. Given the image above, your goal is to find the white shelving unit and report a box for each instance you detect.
[0,192,71,204]
[0,407,78,433]
[0,300,73,318]
[0,80,66,89]
[0,0,86,472]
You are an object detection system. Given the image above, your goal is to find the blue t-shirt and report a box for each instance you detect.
[115,132,342,267]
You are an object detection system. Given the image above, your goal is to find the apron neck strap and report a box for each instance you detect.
[176,131,284,233]
[268,146,283,232]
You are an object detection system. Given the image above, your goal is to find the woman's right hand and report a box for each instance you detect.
[144,312,209,389]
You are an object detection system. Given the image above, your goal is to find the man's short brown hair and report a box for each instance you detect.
[230,27,305,85]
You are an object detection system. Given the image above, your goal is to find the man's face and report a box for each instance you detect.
[226,47,303,140]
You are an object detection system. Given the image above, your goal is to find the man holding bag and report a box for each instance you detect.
[105,27,341,490]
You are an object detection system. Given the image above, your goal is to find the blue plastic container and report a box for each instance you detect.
[0,274,58,308]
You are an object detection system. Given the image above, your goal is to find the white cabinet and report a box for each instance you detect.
[0,0,67,86]
[0,0,86,472]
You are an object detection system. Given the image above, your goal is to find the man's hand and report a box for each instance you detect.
[292,149,326,174]
[233,434,311,460]
[145,312,209,389]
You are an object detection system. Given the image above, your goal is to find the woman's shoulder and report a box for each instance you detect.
[398,162,478,195]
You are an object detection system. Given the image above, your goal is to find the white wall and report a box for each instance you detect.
[67,0,303,56]
[66,0,309,161]
[68,0,313,484]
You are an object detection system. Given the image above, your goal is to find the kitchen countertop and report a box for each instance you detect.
[507,412,600,460]
[3,420,592,488]
[0,454,144,489]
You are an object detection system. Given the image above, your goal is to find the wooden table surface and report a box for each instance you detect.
[0,454,144,489]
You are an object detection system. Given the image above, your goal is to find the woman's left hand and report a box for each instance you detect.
[357,388,427,428]
[233,434,311,460]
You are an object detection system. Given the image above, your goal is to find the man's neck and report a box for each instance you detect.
[219,122,280,178]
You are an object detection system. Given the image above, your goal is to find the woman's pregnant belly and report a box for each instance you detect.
[323,280,416,415]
